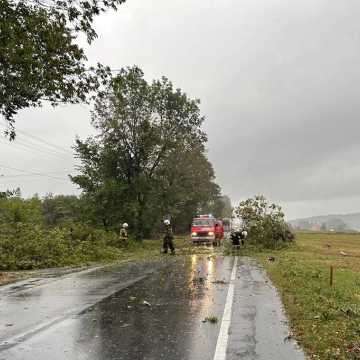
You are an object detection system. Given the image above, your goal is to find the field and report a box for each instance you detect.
[254,232,360,360]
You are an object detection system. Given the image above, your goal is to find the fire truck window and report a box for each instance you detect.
[192,219,214,227]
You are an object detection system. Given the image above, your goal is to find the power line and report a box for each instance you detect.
[0,121,74,157]
[0,163,71,182]
[15,128,73,155]
[0,138,72,161]
[0,171,73,179]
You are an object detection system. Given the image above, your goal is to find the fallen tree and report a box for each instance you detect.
[234,195,294,249]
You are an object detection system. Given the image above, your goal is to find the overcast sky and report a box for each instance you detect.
[1,0,360,220]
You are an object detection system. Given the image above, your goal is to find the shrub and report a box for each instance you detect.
[0,223,122,270]
[234,195,295,249]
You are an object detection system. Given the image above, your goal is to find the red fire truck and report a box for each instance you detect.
[190,215,224,246]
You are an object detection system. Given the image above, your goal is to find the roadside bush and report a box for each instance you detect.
[0,223,122,270]
[234,195,295,249]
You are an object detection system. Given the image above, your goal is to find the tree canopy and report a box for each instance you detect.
[71,66,221,238]
[0,0,125,138]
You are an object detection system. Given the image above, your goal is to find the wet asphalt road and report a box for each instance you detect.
[0,255,305,360]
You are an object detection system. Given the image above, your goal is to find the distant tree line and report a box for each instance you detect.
[295,218,349,232]
[0,191,231,233]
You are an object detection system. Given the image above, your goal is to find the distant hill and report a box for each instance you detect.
[289,212,360,231]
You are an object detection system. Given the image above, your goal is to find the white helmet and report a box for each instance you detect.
[122,223,128,228]
[164,219,170,226]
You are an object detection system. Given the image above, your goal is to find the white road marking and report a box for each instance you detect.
[213,256,238,360]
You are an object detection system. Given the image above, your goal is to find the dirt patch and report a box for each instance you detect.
[0,272,24,286]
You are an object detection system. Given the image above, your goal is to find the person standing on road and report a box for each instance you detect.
[163,219,175,254]
[119,223,129,247]
[230,228,241,246]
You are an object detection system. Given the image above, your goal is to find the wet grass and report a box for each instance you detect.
[124,236,220,260]
[247,232,360,360]
[0,236,218,286]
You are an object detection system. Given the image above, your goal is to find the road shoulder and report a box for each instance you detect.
[227,257,305,360]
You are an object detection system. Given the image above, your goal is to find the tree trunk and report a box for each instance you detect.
[135,193,145,241]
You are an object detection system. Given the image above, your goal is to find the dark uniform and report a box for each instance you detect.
[163,225,175,254]
[230,229,245,246]
[230,230,241,246]
[119,227,128,246]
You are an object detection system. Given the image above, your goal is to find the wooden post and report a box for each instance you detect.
[330,265,334,287]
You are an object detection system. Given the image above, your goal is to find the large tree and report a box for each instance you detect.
[0,0,125,138]
[153,141,221,233]
[201,194,232,219]
[71,66,220,239]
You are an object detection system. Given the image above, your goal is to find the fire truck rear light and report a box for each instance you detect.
[191,232,197,236]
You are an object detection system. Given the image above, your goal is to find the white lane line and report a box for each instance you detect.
[213,256,238,360]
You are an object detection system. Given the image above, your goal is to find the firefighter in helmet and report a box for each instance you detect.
[119,223,129,246]
[163,219,175,254]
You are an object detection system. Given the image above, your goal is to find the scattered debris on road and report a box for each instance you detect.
[192,276,206,285]
[120,323,131,328]
[142,300,151,307]
[202,316,218,324]
[211,279,227,284]
[340,251,348,256]
[0,272,23,286]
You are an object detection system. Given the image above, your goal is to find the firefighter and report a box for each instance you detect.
[119,223,129,247]
[163,219,175,254]
[230,228,241,246]
[230,228,248,247]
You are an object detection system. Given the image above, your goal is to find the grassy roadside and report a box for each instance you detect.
[0,236,213,285]
[247,232,360,360]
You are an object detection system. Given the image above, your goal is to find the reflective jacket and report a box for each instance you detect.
[120,228,128,240]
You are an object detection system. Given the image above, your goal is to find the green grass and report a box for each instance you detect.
[248,232,360,360]
[0,235,216,285]
[125,236,216,258]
